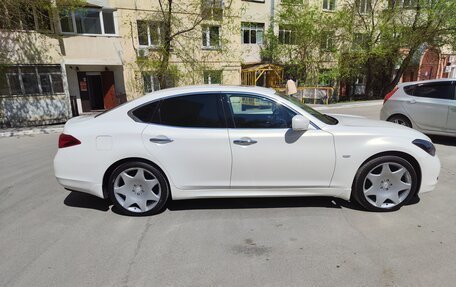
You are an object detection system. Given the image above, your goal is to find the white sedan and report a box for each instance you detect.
[54,86,441,216]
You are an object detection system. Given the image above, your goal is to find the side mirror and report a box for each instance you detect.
[292,115,310,131]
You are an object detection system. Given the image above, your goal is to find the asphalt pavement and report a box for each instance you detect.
[0,103,455,287]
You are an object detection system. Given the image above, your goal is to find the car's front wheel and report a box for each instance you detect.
[353,156,418,212]
[108,161,169,216]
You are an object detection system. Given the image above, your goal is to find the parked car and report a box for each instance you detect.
[54,85,440,216]
[381,79,456,136]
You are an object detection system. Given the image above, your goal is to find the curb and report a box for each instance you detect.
[0,126,64,138]
[311,100,383,111]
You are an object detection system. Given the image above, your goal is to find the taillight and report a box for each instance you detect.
[58,133,81,148]
[384,87,398,104]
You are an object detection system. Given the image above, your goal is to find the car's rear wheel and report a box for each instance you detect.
[108,161,169,216]
[387,115,412,128]
[353,156,418,212]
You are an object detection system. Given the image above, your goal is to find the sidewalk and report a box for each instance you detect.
[310,100,383,111]
[0,124,64,138]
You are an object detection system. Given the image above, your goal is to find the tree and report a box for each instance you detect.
[0,0,86,67]
[339,0,456,98]
[131,0,238,90]
[261,3,350,88]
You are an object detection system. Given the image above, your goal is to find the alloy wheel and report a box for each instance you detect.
[113,167,161,213]
[362,162,412,209]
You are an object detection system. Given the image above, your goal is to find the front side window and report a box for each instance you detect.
[137,20,163,46]
[60,9,116,35]
[241,22,264,44]
[227,95,296,128]
[323,0,336,10]
[412,83,455,100]
[204,70,222,84]
[202,25,220,49]
[277,93,339,125]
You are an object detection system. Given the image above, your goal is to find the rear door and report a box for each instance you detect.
[404,82,453,131]
[140,93,232,190]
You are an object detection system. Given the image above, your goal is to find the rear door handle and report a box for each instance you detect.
[233,137,257,146]
[150,136,173,144]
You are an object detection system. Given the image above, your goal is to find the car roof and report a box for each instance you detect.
[140,85,277,99]
[399,78,454,87]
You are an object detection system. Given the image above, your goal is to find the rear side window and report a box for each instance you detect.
[403,85,415,96]
[412,82,455,100]
[155,94,225,128]
[131,101,160,122]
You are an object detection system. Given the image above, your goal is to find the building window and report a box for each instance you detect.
[320,32,335,51]
[137,20,163,47]
[143,73,161,93]
[323,0,336,10]
[278,25,296,45]
[353,33,368,48]
[0,66,64,96]
[201,0,223,20]
[0,4,52,31]
[241,22,264,44]
[59,9,116,35]
[357,0,372,13]
[204,70,222,84]
[389,0,430,8]
[281,0,303,4]
[202,25,221,49]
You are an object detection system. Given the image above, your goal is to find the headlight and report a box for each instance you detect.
[412,139,436,156]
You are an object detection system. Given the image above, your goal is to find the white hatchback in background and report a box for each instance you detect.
[381,79,456,136]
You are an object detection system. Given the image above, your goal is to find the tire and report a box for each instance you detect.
[352,155,418,212]
[108,161,169,216]
[387,115,412,128]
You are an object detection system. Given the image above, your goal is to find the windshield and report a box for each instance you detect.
[277,94,338,125]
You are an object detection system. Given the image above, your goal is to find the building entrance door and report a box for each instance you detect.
[77,71,117,112]
[87,75,104,110]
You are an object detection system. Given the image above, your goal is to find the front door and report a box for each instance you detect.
[225,94,335,188]
[141,93,231,190]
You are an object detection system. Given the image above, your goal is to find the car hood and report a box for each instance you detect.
[327,114,431,140]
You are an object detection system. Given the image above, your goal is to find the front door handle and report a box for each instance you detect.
[150,136,173,144]
[408,99,416,104]
[233,137,257,146]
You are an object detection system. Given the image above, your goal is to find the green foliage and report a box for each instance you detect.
[269,0,456,97]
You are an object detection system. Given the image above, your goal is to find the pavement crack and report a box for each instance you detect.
[121,219,152,287]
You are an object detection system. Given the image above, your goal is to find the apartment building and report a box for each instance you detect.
[0,0,454,127]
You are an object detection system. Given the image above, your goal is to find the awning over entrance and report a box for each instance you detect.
[241,64,284,88]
